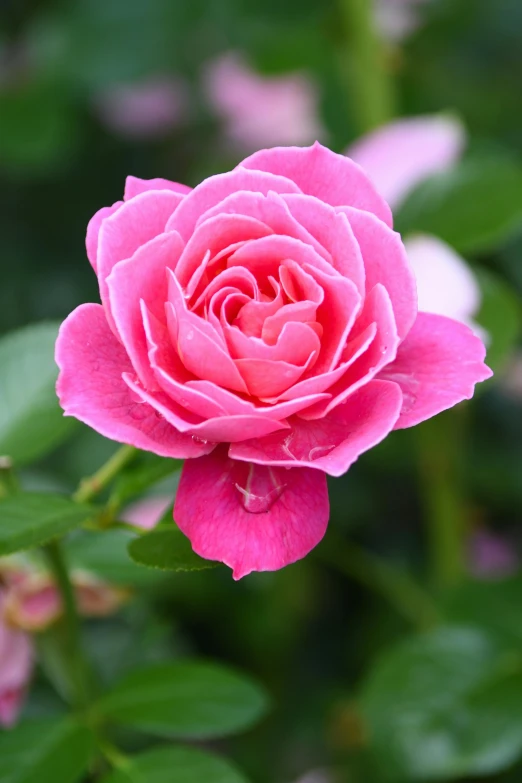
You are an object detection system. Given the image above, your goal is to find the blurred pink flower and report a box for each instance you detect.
[468,529,518,580]
[404,235,485,338]
[122,495,173,531]
[0,589,33,727]
[347,114,465,210]
[374,0,432,42]
[204,53,325,150]
[94,77,188,140]
[2,566,127,632]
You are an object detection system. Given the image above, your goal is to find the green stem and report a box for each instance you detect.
[73,445,136,504]
[318,531,439,630]
[417,412,469,589]
[44,540,92,711]
[338,0,394,132]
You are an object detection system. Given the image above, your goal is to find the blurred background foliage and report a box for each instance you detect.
[2,0,522,781]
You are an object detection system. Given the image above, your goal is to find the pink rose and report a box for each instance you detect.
[56,143,492,578]
[0,590,33,727]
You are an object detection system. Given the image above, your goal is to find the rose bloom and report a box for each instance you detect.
[56,143,491,578]
[0,589,33,727]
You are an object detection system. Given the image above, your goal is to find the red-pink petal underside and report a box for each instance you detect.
[282,193,365,294]
[97,190,184,332]
[174,448,330,579]
[379,312,493,429]
[55,304,213,459]
[124,175,192,200]
[239,142,393,227]
[165,168,303,240]
[86,202,123,272]
[230,379,403,477]
[107,231,184,389]
[338,207,417,340]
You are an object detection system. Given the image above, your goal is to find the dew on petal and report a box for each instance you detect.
[233,462,287,514]
[308,444,335,461]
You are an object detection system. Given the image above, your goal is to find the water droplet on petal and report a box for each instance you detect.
[129,405,149,421]
[192,435,209,445]
[233,463,286,514]
[308,444,335,461]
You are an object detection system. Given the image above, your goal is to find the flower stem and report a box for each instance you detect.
[44,540,92,711]
[73,445,136,504]
[317,530,439,630]
[417,412,469,589]
[338,0,394,133]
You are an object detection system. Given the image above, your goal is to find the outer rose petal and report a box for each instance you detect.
[240,142,393,227]
[341,207,417,340]
[230,379,403,476]
[86,202,123,272]
[174,447,329,579]
[55,304,213,459]
[97,190,183,331]
[107,231,185,389]
[379,312,493,429]
[124,175,191,200]
[347,114,466,209]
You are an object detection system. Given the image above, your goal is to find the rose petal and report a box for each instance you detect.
[97,190,183,332]
[86,202,123,272]
[166,167,302,240]
[282,193,365,293]
[340,207,417,340]
[230,379,403,476]
[124,175,191,200]
[197,190,332,264]
[107,231,184,388]
[174,447,330,578]
[167,270,249,393]
[347,114,466,209]
[55,304,213,458]
[240,142,393,226]
[174,212,273,289]
[301,284,399,419]
[379,312,492,428]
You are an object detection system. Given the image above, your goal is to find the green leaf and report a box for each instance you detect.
[65,529,162,586]
[395,155,522,254]
[99,746,249,783]
[0,717,94,783]
[99,660,270,739]
[0,323,77,466]
[127,528,217,572]
[0,493,94,555]
[360,626,522,780]
[475,269,521,374]
[443,578,522,646]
